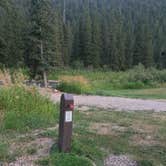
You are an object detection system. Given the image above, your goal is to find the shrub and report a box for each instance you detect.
[138,160,154,166]
[57,76,91,94]
[122,81,145,89]
[49,153,92,166]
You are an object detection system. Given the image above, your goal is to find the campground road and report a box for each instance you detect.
[49,93,166,112]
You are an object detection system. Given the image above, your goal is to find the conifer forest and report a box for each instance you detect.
[0,0,166,75]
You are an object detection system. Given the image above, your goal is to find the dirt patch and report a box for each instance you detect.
[13,126,58,141]
[152,114,166,121]
[8,137,54,166]
[131,134,161,146]
[90,123,113,135]
[77,105,91,111]
[3,126,58,166]
[90,123,127,135]
[131,123,158,134]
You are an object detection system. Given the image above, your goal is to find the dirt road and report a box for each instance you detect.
[49,93,166,112]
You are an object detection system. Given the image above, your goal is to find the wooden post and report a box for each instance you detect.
[58,94,74,152]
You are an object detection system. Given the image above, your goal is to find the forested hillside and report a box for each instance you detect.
[0,0,166,74]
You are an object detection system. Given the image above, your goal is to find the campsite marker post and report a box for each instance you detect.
[58,94,74,152]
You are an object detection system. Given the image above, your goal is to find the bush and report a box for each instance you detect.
[49,153,92,166]
[122,81,145,89]
[138,160,154,166]
[0,86,58,132]
[57,76,91,94]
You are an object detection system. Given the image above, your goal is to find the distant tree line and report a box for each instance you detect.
[0,0,166,75]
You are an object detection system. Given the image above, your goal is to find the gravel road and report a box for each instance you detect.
[50,93,166,112]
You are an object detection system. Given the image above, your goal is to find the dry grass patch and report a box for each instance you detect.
[131,122,158,134]
[152,113,166,121]
[57,75,91,94]
[0,69,28,86]
[90,123,113,135]
[131,134,162,147]
[0,69,12,86]
[89,123,126,136]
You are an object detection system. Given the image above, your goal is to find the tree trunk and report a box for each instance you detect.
[40,27,48,88]
[63,0,66,24]
[43,70,48,88]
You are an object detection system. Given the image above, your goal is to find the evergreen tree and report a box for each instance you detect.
[27,0,56,86]
[143,24,153,67]
[0,0,24,67]
[79,8,93,67]
[91,8,101,67]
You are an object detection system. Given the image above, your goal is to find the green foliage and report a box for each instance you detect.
[138,160,154,166]
[40,138,102,166]
[71,139,103,161]
[57,81,83,94]
[0,86,58,132]
[0,143,9,161]
[49,153,92,166]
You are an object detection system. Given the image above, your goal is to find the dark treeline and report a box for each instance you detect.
[0,0,166,74]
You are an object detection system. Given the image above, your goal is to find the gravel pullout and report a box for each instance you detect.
[50,93,166,112]
[104,155,137,166]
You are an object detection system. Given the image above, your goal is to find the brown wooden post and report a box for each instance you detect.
[58,94,74,152]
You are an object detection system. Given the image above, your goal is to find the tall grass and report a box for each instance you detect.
[0,86,58,132]
[57,76,91,94]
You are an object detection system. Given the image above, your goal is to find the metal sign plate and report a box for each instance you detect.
[65,111,72,122]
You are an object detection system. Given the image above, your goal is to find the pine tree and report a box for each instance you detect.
[27,0,56,87]
[133,20,144,66]
[79,9,93,67]
[91,9,101,67]
[143,24,153,67]
[0,0,24,67]
[124,18,134,69]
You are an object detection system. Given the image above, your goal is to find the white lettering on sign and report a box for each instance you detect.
[65,111,72,122]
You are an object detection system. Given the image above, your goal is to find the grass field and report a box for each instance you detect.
[91,88,166,99]
[0,87,165,165]
[49,66,166,99]
[36,109,166,166]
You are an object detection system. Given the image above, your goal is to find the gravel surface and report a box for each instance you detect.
[50,93,166,112]
[104,155,137,166]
